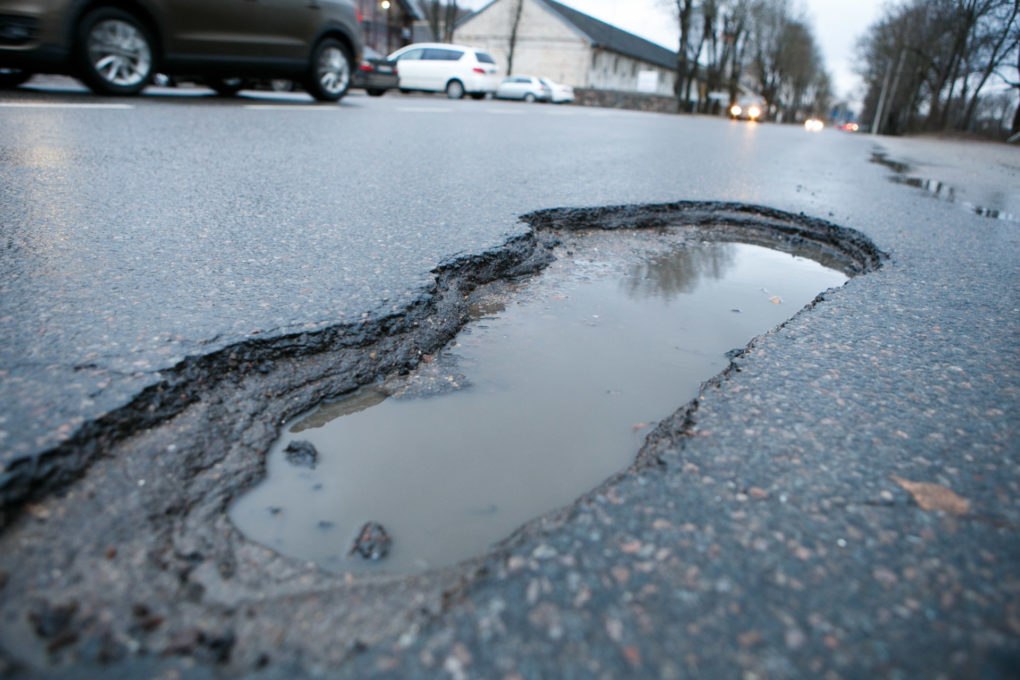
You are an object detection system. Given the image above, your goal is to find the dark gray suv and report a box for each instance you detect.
[0,0,362,101]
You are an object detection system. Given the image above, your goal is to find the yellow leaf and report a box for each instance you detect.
[891,476,970,515]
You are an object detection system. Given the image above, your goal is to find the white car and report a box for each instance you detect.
[496,75,551,102]
[387,43,500,99]
[538,77,574,104]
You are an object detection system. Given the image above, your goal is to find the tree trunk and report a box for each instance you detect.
[674,1,694,110]
[506,0,524,76]
[444,1,458,42]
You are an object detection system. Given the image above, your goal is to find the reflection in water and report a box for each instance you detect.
[290,387,388,433]
[624,242,737,299]
[231,240,848,575]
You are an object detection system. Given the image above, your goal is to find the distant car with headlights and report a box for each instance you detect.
[538,77,574,103]
[729,97,765,121]
[804,117,824,132]
[387,42,499,99]
[496,75,550,102]
[353,46,398,96]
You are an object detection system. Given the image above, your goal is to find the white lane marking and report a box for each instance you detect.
[396,106,453,113]
[0,102,134,109]
[243,104,338,110]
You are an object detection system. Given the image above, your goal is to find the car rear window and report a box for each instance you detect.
[475,52,495,64]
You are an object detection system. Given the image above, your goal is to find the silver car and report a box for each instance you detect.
[495,75,551,102]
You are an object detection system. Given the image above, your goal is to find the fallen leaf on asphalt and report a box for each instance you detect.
[632,422,652,432]
[891,476,970,515]
[769,296,782,304]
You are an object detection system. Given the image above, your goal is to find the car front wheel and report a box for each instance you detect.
[304,38,351,102]
[445,79,464,99]
[76,8,154,96]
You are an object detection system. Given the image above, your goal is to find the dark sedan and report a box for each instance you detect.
[352,46,398,97]
[0,0,362,101]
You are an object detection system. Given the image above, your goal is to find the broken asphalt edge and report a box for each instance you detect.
[0,200,887,530]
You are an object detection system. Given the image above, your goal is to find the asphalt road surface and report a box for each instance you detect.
[0,78,1018,679]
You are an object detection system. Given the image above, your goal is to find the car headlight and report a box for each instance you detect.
[730,105,742,117]
[747,106,761,119]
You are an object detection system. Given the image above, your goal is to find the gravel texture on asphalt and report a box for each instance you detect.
[1,86,1018,679]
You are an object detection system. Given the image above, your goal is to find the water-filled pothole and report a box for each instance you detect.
[871,151,1017,221]
[230,229,848,574]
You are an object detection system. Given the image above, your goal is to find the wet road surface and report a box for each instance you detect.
[0,79,1018,678]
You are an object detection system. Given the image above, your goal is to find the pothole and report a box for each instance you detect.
[0,203,885,676]
[231,229,849,574]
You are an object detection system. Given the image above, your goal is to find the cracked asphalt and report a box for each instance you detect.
[1,79,1018,679]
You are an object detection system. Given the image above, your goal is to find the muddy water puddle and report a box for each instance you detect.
[231,231,848,574]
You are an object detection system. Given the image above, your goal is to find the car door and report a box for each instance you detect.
[422,47,463,91]
[506,77,529,99]
[391,47,426,89]
[162,0,316,62]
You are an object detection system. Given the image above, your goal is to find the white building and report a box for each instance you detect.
[455,0,678,95]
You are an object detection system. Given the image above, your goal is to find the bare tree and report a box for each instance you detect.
[671,0,698,110]
[722,0,752,108]
[961,0,1020,128]
[858,0,1019,135]
[506,0,525,75]
[421,0,460,43]
[747,0,788,119]
[661,0,826,120]
[667,0,752,112]
[1011,40,1020,134]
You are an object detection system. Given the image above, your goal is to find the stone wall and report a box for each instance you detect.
[573,88,681,114]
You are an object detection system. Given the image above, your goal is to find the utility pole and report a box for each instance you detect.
[872,48,905,136]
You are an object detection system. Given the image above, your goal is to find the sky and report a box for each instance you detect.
[459,0,890,103]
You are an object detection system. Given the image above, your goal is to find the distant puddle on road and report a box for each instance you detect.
[871,151,1017,221]
[230,231,848,574]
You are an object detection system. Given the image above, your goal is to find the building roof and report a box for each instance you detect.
[537,0,678,71]
[460,0,677,71]
[471,0,677,71]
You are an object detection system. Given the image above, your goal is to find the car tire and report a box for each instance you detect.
[470,93,486,100]
[524,92,536,103]
[76,8,154,96]
[0,68,32,89]
[445,79,464,100]
[207,77,245,97]
[367,88,386,97]
[304,38,352,102]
